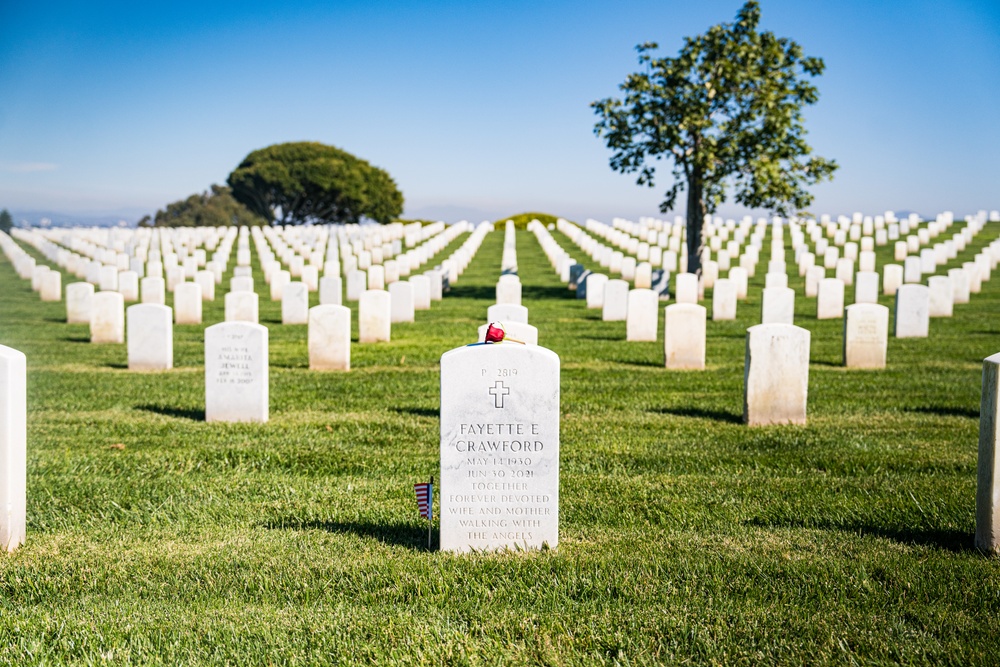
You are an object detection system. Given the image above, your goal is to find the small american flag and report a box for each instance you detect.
[414,481,433,521]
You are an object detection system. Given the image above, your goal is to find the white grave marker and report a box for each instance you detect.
[743,324,810,426]
[205,322,269,423]
[440,342,560,553]
[308,305,351,371]
[0,345,26,552]
[127,304,173,371]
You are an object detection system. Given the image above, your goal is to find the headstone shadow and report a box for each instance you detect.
[650,406,743,424]
[392,406,438,418]
[59,335,90,343]
[135,404,205,421]
[745,517,973,553]
[903,405,979,419]
[263,518,427,550]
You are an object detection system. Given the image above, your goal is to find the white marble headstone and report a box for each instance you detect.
[602,279,629,321]
[225,291,259,323]
[91,291,125,343]
[626,289,658,341]
[174,282,203,325]
[66,282,95,324]
[281,282,309,324]
[977,352,1000,554]
[743,323,810,426]
[127,303,173,371]
[359,290,391,343]
[308,305,351,371]
[204,322,269,423]
[844,303,889,369]
[894,284,929,338]
[761,286,795,325]
[0,345,26,552]
[440,342,560,553]
[389,281,415,323]
[487,303,528,324]
[585,273,608,309]
[477,322,539,345]
[664,303,706,370]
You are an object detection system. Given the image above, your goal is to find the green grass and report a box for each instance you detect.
[0,222,999,665]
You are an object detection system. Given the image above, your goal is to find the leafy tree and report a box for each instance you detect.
[0,209,12,234]
[227,142,403,225]
[592,1,837,274]
[152,185,266,227]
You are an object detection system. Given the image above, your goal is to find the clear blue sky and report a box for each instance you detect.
[1,0,998,224]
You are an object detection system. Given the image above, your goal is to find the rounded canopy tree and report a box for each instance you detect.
[227,142,404,225]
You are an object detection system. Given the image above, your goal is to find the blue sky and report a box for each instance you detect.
[1,0,998,224]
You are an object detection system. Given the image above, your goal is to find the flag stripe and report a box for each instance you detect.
[414,482,433,520]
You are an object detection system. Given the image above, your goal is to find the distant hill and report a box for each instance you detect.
[9,209,148,228]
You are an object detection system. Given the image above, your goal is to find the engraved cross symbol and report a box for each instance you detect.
[489,381,510,409]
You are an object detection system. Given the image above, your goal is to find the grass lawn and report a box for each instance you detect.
[0,221,998,665]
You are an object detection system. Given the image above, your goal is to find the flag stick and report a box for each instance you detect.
[428,475,434,550]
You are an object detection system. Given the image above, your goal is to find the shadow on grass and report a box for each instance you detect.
[449,285,496,301]
[44,316,66,323]
[264,518,429,550]
[393,407,439,419]
[619,359,665,369]
[106,362,128,369]
[523,285,576,301]
[651,406,743,424]
[904,405,979,419]
[746,517,973,553]
[60,335,90,343]
[810,359,843,368]
[580,334,622,341]
[135,404,205,421]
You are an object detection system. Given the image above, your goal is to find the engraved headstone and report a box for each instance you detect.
[127,304,173,371]
[440,342,560,552]
[0,345,26,552]
[308,305,351,371]
[844,303,889,369]
[205,322,269,423]
[743,323,810,426]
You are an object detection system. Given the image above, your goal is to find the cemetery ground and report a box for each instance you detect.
[1,222,999,665]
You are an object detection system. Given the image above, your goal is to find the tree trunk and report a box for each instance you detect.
[685,171,706,275]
